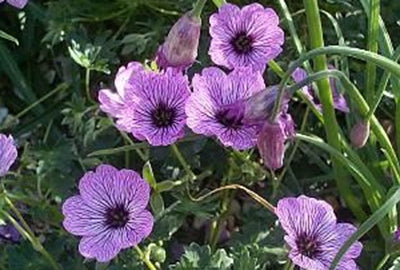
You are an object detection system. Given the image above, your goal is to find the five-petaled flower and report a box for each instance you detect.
[186,66,265,150]
[276,196,362,270]
[62,165,154,262]
[99,62,190,146]
[209,3,284,72]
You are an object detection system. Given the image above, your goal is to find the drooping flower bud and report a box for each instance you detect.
[350,120,370,148]
[257,113,295,170]
[156,12,201,71]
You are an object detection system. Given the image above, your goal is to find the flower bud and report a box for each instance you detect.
[350,121,370,148]
[257,114,295,170]
[156,12,201,71]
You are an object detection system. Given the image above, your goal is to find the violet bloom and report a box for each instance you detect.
[0,134,17,177]
[276,196,362,270]
[257,113,295,170]
[186,66,265,150]
[99,62,190,146]
[156,12,201,71]
[62,165,153,262]
[0,223,20,244]
[0,0,28,9]
[209,3,284,72]
[292,67,349,113]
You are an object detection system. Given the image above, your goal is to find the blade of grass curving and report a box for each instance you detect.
[365,0,380,104]
[302,0,360,224]
[0,40,43,115]
[287,69,400,181]
[0,30,19,46]
[88,143,149,157]
[329,186,400,270]
[367,45,400,119]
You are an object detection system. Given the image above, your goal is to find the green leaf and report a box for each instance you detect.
[330,186,400,270]
[0,30,19,45]
[170,243,233,270]
[143,161,156,188]
[157,180,180,193]
[87,143,149,157]
[150,192,165,215]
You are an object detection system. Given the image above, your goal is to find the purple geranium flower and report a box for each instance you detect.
[276,196,362,270]
[186,66,265,150]
[156,12,201,71]
[0,0,28,9]
[292,67,349,113]
[0,134,17,177]
[209,3,284,72]
[62,165,154,262]
[99,62,190,146]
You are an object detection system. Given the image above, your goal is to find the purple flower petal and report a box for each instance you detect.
[99,67,190,146]
[6,0,28,9]
[0,134,17,177]
[276,195,362,269]
[62,164,154,262]
[209,3,284,72]
[186,66,265,150]
[79,232,121,262]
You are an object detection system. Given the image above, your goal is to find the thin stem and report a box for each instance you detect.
[303,0,357,221]
[191,0,207,18]
[192,184,276,213]
[171,144,196,180]
[283,260,295,270]
[209,190,234,251]
[120,131,147,161]
[396,99,400,157]
[3,198,61,270]
[134,246,158,270]
[376,253,390,270]
[365,0,380,104]
[15,83,68,119]
[85,68,93,104]
[274,107,311,198]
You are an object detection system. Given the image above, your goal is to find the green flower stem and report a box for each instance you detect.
[3,197,61,270]
[396,99,400,157]
[171,144,196,181]
[273,46,400,179]
[120,131,147,161]
[192,184,276,213]
[191,0,207,18]
[376,253,390,270]
[303,0,357,221]
[366,45,400,120]
[15,83,69,119]
[365,0,380,103]
[209,190,234,251]
[85,68,95,104]
[283,260,295,270]
[134,245,158,270]
[211,0,226,8]
[274,107,311,199]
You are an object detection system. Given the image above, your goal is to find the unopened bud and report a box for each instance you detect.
[350,121,370,148]
[156,13,201,71]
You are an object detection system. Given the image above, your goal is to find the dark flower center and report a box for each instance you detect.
[231,32,253,54]
[296,233,321,259]
[215,109,243,129]
[105,204,129,229]
[151,103,176,128]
